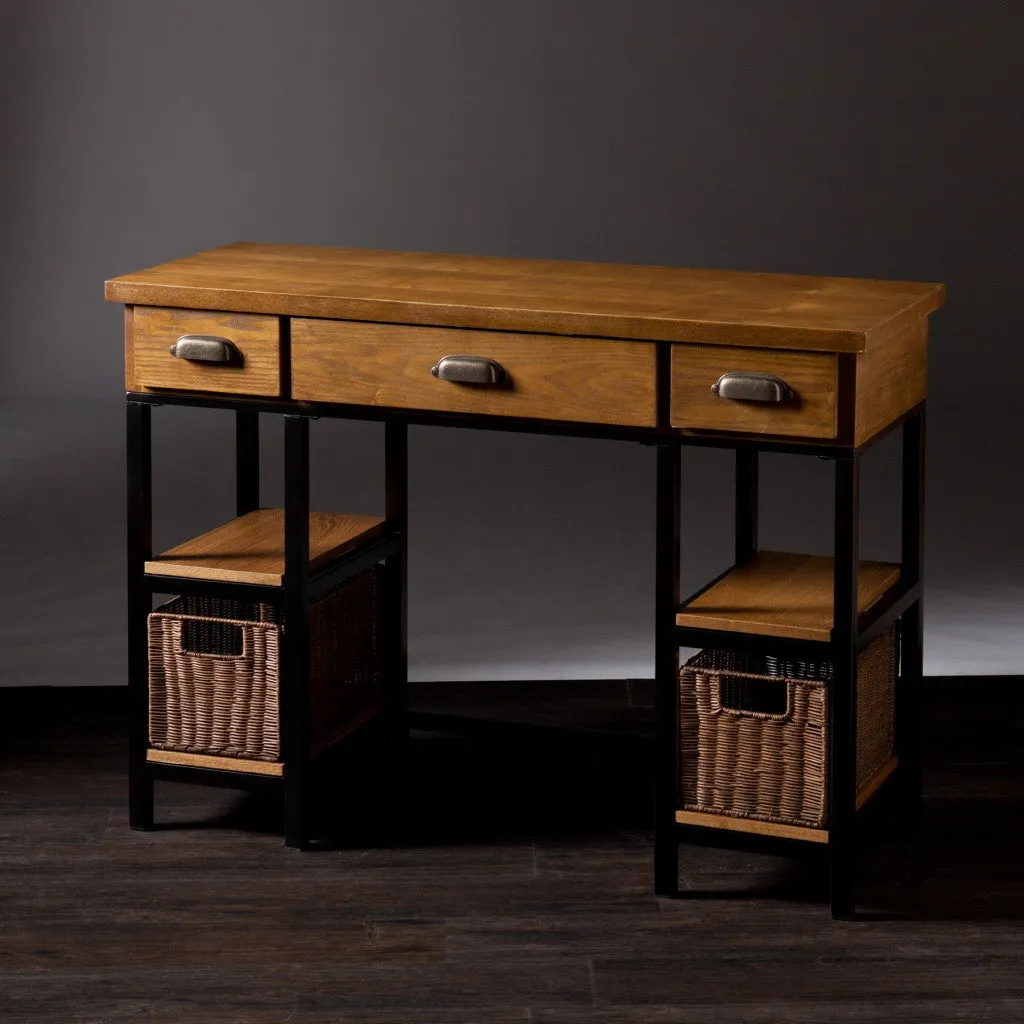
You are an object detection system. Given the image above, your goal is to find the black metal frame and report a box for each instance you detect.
[897,408,925,814]
[125,399,409,846]
[126,388,918,458]
[127,387,924,913]
[281,414,311,848]
[126,400,153,829]
[654,441,681,896]
[655,402,926,918]
[381,422,410,786]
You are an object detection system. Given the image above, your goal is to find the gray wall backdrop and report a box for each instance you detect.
[1,0,1021,686]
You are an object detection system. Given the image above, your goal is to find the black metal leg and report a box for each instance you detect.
[829,454,860,918]
[282,414,311,849]
[735,448,759,563]
[897,405,926,813]
[127,400,154,830]
[236,409,260,516]
[654,442,681,896]
[382,422,410,776]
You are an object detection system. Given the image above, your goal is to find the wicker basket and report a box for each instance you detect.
[148,568,382,762]
[679,628,895,829]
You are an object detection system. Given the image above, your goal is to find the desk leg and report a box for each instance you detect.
[897,406,926,813]
[735,448,759,562]
[382,423,410,804]
[235,409,260,516]
[282,414,311,849]
[654,442,681,896]
[830,454,860,918]
[127,400,154,830]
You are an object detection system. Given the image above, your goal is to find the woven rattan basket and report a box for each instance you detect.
[679,628,895,829]
[148,567,381,762]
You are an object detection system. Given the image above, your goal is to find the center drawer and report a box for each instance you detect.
[291,320,657,427]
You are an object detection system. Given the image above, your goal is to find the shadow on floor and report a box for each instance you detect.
[2,680,1022,921]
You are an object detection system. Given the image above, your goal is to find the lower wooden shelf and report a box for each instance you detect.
[147,748,284,776]
[675,754,898,844]
[675,808,830,843]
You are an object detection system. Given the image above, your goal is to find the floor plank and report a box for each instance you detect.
[1,681,1023,1021]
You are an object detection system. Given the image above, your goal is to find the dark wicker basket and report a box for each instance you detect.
[148,567,382,762]
[679,628,895,829]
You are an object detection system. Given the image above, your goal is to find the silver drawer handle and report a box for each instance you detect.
[169,335,239,363]
[712,372,792,403]
[431,355,508,385]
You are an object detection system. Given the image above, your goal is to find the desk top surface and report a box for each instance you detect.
[106,242,944,353]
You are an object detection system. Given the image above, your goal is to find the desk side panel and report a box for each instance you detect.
[124,305,136,391]
[853,318,928,447]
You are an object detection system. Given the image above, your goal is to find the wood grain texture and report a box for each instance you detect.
[124,305,136,391]
[146,748,284,776]
[854,317,928,445]
[676,551,901,641]
[670,345,838,438]
[131,306,282,396]
[145,508,385,585]
[291,319,658,427]
[674,809,830,844]
[106,242,946,352]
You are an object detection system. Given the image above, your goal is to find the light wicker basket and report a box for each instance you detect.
[148,567,381,762]
[679,628,895,829]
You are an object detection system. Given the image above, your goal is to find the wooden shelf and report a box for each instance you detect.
[676,550,900,642]
[147,749,284,776]
[675,755,898,843]
[675,808,829,843]
[145,508,385,586]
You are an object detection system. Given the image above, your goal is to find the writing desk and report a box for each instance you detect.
[107,243,944,917]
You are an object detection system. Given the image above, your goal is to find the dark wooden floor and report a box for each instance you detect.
[2,679,1023,1023]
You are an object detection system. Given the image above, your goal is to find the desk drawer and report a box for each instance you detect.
[671,344,838,438]
[128,307,281,396]
[292,320,657,427]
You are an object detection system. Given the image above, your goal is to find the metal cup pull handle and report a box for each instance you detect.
[711,372,792,403]
[169,335,239,363]
[431,355,508,385]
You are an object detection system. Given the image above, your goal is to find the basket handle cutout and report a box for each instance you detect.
[179,619,246,658]
[717,674,791,719]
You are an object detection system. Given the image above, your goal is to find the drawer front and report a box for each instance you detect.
[292,320,658,427]
[128,307,281,396]
[671,344,838,438]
